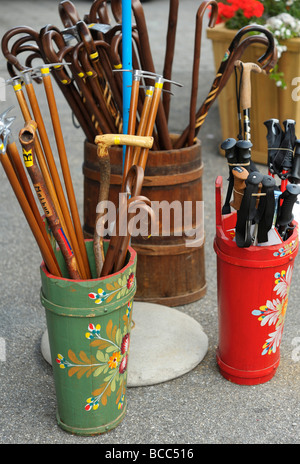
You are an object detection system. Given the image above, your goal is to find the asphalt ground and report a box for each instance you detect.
[0,0,299,447]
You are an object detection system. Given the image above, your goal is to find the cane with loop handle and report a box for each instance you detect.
[94,134,153,277]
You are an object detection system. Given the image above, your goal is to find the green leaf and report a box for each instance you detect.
[94,365,106,377]
[106,345,117,353]
[96,350,106,362]
[111,376,116,392]
[115,327,122,346]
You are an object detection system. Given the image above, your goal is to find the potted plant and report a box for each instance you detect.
[207,0,300,164]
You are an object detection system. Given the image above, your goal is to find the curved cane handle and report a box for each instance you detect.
[235,60,265,110]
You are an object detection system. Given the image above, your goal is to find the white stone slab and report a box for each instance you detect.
[41,302,208,387]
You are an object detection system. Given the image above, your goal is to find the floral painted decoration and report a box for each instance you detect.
[55,299,133,412]
[252,266,292,355]
[273,237,298,257]
[88,271,136,305]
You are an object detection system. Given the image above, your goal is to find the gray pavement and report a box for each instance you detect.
[0,0,299,445]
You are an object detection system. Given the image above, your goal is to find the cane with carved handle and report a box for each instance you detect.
[94,134,153,277]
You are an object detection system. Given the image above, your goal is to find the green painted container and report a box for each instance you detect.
[40,240,137,435]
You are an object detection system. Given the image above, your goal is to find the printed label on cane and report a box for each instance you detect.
[22,148,33,167]
[34,183,53,217]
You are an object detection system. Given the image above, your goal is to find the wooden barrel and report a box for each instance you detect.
[82,135,206,306]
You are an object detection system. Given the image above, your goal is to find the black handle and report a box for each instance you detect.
[290,139,300,184]
[221,138,237,164]
[256,174,276,243]
[273,119,296,176]
[277,183,300,236]
[236,140,252,170]
[221,138,237,214]
[263,118,282,173]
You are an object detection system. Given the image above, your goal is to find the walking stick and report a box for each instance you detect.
[137,74,182,171]
[0,120,61,272]
[39,65,91,279]
[8,77,70,244]
[188,0,218,147]
[94,134,153,277]
[234,60,265,142]
[113,194,155,273]
[20,70,79,247]
[162,0,179,122]
[174,24,277,149]
[58,0,81,28]
[131,85,154,166]
[19,121,81,279]
[121,70,143,190]
[0,141,62,277]
[40,30,96,142]
[112,0,173,149]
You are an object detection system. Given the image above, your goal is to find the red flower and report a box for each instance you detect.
[215,0,264,23]
[127,272,135,289]
[243,0,264,19]
[121,333,130,354]
[216,2,238,23]
[119,354,128,374]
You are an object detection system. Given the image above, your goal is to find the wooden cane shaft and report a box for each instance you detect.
[131,87,154,166]
[41,70,91,279]
[122,79,140,190]
[13,84,69,242]
[6,140,61,269]
[0,150,61,276]
[25,82,75,245]
[19,124,81,279]
[137,84,162,170]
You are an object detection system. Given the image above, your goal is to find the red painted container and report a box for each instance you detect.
[214,176,299,385]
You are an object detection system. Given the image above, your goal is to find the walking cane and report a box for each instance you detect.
[19,121,81,279]
[174,24,277,149]
[137,74,182,171]
[18,67,89,279]
[39,64,91,279]
[40,29,96,142]
[162,0,179,122]
[188,0,218,147]
[94,134,153,277]
[7,77,70,245]
[121,69,143,190]
[234,60,265,142]
[0,140,62,277]
[0,114,61,273]
[58,0,81,28]
[131,85,154,166]
[20,69,80,248]
[113,193,155,273]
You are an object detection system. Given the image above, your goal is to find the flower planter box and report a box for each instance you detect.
[207,23,300,165]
